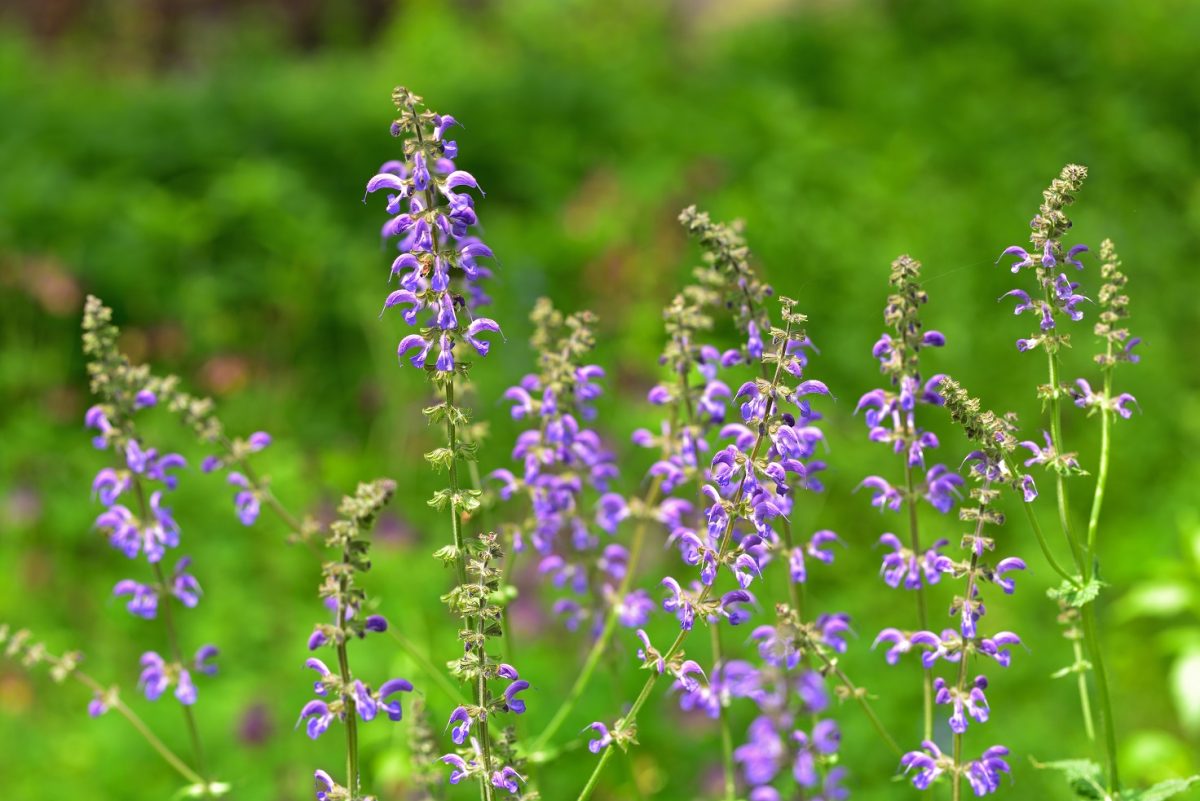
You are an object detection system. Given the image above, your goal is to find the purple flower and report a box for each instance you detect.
[503,680,530,714]
[858,476,902,511]
[227,472,261,526]
[934,675,990,733]
[113,579,159,619]
[965,746,1012,795]
[586,721,614,753]
[491,766,524,794]
[447,705,472,745]
[298,700,335,739]
[441,754,474,784]
[900,741,947,789]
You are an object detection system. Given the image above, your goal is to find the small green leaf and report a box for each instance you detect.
[1120,776,1200,801]
[1031,758,1105,799]
[1048,577,1106,608]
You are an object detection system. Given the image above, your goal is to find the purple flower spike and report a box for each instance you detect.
[364,615,388,633]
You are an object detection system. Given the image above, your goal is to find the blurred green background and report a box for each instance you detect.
[2,0,1199,799]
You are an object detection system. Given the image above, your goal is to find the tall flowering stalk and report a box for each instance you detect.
[492,299,628,635]
[995,166,1123,791]
[364,88,510,800]
[527,210,746,756]
[82,296,219,793]
[580,285,898,799]
[298,480,414,801]
[439,532,536,799]
[858,254,960,741]
[892,379,1030,799]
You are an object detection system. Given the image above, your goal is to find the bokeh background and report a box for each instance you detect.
[2,1,1200,799]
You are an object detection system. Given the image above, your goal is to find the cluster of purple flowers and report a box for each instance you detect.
[994,164,1092,357]
[364,86,500,375]
[87,403,219,707]
[80,298,221,720]
[883,379,1029,796]
[297,479,413,801]
[490,300,638,633]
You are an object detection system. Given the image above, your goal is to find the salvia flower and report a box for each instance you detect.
[365,87,500,374]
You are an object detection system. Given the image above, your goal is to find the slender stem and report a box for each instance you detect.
[1085,369,1113,560]
[150,559,210,783]
[1071,634,1096,741]
[904,462,933,741]
[1045,341,1087,574]
[131,478,208,784]
[443,380,494,801]
[809,646,902,756]
[710,624,736,801]
[950,486,989,801]
[530,479,663,753]
[1005,457,1078,586]
[388,629,469,706]
[1081,602,1120,792]
[334,540,361,798]
[1041,337,1119,791]
[70,668,205,786]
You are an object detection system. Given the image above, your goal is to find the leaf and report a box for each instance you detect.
[1048,577,1107,608]
[1170,649,1200,735]
[1120,776,1200,801]
[1031,758,1106,799]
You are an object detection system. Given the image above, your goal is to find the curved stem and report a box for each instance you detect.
[132,478,208,785]
[1085,370,1113,560]
[70,667,205,786]
[1005,459,1078,586]
[388,630,469,707]
[1041,342,1119,791]
[444,379,493,801]
[1045,341,1087,574]
[530,479,663,754]
[333,535,361,798]
[710,624,737,801]
[1080,603,1120,792]
[904,462,933,741]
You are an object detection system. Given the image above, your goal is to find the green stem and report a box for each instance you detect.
[1071,634,1096,741]
[444,379,493,801]
[710,624,737,801]
[1085,370,1113,561]
[951,484,990,801]
[530,479,663,754]
[71,668,205,786]
[1081,603,1120,792]
[1042,341,1119,791]
[388,631,469,706]
[335,590,360,798]
[132,478,208,786]
[1005,458,1078,586]
[904,462,934,742]
[814,646,902,756]
[1045,341,1087,574]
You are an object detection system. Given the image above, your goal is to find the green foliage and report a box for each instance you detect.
[2,1,1199,800]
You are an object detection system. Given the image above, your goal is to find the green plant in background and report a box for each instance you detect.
[2,3,1200,800]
